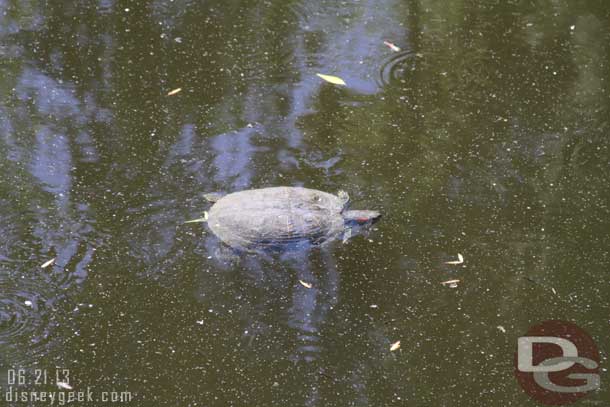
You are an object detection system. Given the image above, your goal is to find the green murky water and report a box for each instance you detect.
[1,1,608,405]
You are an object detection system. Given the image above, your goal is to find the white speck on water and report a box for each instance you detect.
[570,25,575,30]
[24,300,33,307]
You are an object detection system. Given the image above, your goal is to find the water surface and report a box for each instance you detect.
[0,0,608,405]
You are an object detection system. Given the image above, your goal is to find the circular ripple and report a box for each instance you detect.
[377,50,418,88]
[0,275,56,366]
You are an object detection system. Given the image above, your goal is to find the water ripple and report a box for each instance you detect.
[377,49,418,88]
[0,273,56,366]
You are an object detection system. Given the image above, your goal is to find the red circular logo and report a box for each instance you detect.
[515,320,600,405]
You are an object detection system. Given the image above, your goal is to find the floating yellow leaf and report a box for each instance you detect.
[445,253,464,265]
[383,40,401,52]
[316,73,346,86]
[167,87,182,96]
[184,211,208,224]
[390,341,401,351]
[299,280,312,289]
[41,258,56,268]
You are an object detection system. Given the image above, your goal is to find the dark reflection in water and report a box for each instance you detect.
[1,0,609,405]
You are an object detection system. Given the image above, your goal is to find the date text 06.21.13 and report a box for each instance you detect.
[7,369,70,386]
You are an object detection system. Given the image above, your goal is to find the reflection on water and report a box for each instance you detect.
[0,1,105,384]
[0,0,609,405]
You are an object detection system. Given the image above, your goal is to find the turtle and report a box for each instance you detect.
[199,186,381,252]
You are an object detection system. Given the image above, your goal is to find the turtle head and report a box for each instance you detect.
[343,210,382,227]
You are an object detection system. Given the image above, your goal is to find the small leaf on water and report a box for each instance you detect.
[383,40,401,52]
[41,258,56,268]
[299,280,312,289]
[316,73,346,86]
[184,211,208,224]
[167,87,182,96]
[57,382,73,390]
[441,279,460,288]
[390,341,401,351]
[445,253,464,265]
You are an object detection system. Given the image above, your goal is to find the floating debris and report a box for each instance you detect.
[383,40,401,52]
[299,280,312,289]
[56,382,73,390]
[24,300,33,307]
[441,279,460,288]
[497,325,506,333]
[167,87,182,96]
[184,211,208,223]
[445,253,464,265]
[41,258,56,268]
[316,73,346,86]
[370,304,378,309]
[196,320,204,325]
[390,341,401,351]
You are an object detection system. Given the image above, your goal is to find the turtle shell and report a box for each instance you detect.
[207,187,346,250]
